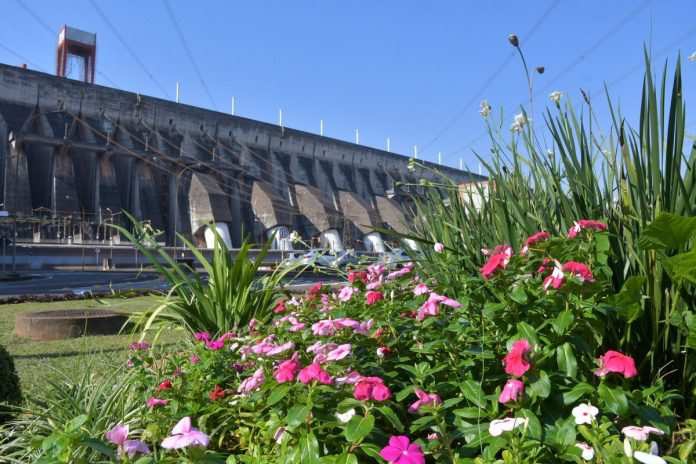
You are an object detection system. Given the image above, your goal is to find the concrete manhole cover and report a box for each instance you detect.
[15,310,129,341]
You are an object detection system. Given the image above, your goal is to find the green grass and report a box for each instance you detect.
[0,295,185,394]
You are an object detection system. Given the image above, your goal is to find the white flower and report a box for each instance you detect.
[575,442,594,461]
[510,112,528,132]
[571,403,598,425]
[479,100,492,118]
[624,438,633,457]
[335,408,356,423]
[622,426,664,441]
[549,91,562,104]
[488,417,528,437]
[689,51,696,62]
[633,451,667,464]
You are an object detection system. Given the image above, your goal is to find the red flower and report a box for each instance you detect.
[480,245,513,279]
[568,219,607,238]
[208,384,226,401]
[354,376,391,401]
[502,339,532,377]
[156,379,173,392]
[561,261,594,282]
[348,271,368,285]
[308,283,323,296]
[521,231,550,254]
[594,350,637,378]
[273,299,287,314]
[366,290,384,305]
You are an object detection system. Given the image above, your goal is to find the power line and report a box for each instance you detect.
[162,0,218,110]
[417,0,561,162]
[88,0,172,98]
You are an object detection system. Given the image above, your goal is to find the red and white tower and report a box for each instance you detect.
[56,25,96,84]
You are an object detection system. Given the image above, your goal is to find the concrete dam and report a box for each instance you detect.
[0,62,484,253]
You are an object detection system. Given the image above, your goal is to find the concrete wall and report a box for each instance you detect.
[0,63,486,248]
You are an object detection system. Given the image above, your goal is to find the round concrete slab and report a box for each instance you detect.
[15,310,129,341]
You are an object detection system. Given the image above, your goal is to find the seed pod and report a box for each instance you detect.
[508,34,519,47]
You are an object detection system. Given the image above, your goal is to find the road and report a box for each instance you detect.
[0,271,166,297]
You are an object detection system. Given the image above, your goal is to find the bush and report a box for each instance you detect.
[0,344,21,421]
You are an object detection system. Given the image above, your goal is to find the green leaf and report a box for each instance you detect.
[286,405,311,428]
[515,322,539,345]
[527,370,551,399]
[81,438,115,458]
[518,409,543,440]
[638,213,696,250]
[556,343,578,378]
[299,431,321,464]
[377,406,404,432]
[598,383,629,416]
[663,250,696,285]
[66,414,88,432]
[562,382,594,405]
[608,276,646,322]
[551,311,574,336]
[460,380,486,408]
[344,414,374,443]
[267,384,291,406]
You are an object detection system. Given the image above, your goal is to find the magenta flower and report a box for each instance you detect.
[366,290,384,305]
[298,363,333,385]
[433,242,445,253]
[274,353,302,383]
[105,424,150,458]
[146,397,169,409]
[521,231,550,254]
[568,219,607,238]
[498,379,524,404]
[238,367,265,394]
[193,332,211,342]
[408,389,442,413]
[161,417,210,450]
[502,339,532,377]
[594,350,638,378]
[205,339,225,350]
[561,261,594,282]
[189,354,200,364]
[379,435,425,464]
[480,245,512,279]
[543,263,565,290]
[354,376,391,401]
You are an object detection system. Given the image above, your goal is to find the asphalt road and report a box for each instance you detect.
[0,271,166,297]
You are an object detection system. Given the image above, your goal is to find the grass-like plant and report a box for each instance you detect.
[404,50,696,409]
[116,215,302,336]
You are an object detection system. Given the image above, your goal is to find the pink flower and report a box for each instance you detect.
[128,341,150,351]
[205,339,225,350]
[161,417,210,450]
[298,363,333,385]
[147,397,169,409]
[480,245,513,279]
[594,350,638,378]
[189,354,200,364]
[386,263,414,280]
[273,299,287,314]
[503,339,532,377]
[106,424,150,458]
[408,389,442,413]
[498,379,524,404]
[326,343,352,362]
[416,292,461,320]
[348,271,368,285]
[413,283,430,296]
[568,219,607,238]
[367,263,385,282]
[521,231,550,254]
[338,285,357,302]
[354,376,391,401]
[266,341,295,357]
[433,242,445,253]
[379,435,425,464]
[238,367,265,394]
[194,332,211,342]
[562,261,594,282]
[366,290,384,305]
[335,370,363,385]
[274,353,301,383]
[622,425,664,441]
[543,263,565,290]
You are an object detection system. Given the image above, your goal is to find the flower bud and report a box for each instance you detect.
[508,34,519,47]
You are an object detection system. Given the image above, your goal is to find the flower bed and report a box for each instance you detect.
[57,222,682,463]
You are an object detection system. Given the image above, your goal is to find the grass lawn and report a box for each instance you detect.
[0,295,185,394]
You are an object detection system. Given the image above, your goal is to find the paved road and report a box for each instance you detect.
[0,271,341,298]
[0,271,166,297]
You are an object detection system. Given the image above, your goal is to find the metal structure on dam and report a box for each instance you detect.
[0,40,484,255]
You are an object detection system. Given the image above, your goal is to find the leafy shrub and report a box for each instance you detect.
[408,52,696,410]
[0,344,21,421]
[22,228,685,462]
[116,215,302,335]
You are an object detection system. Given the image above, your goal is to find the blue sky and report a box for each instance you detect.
[1,1,695,171]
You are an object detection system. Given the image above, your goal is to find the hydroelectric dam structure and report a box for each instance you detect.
[0,57,484,264]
